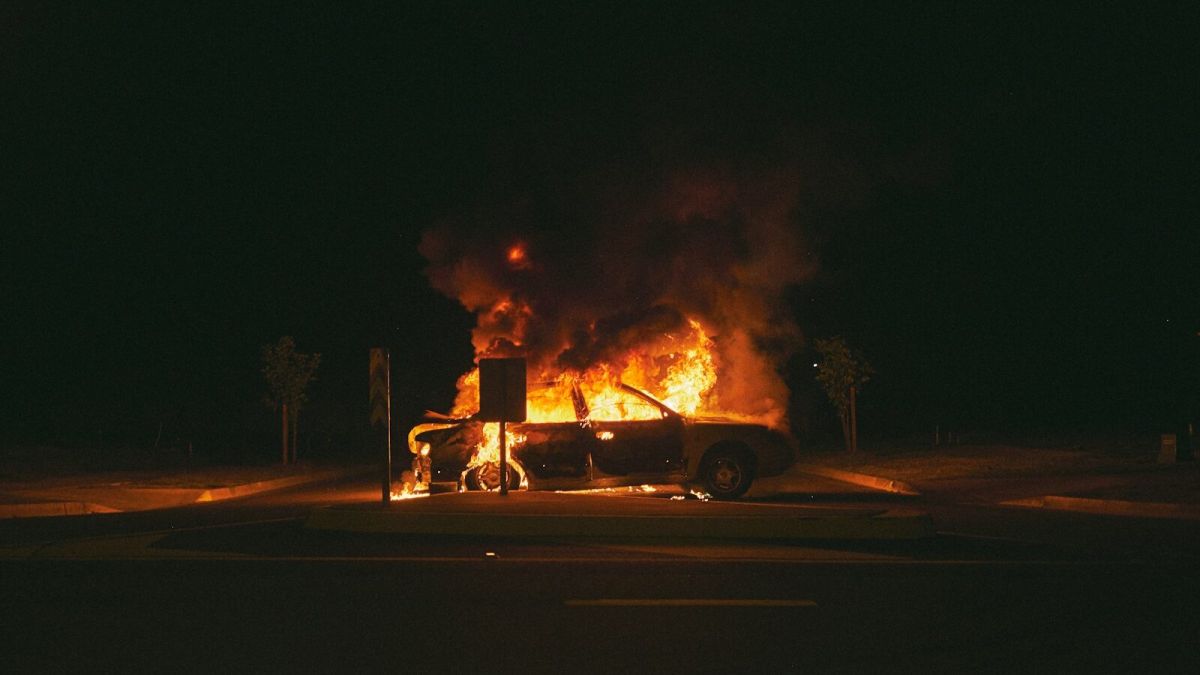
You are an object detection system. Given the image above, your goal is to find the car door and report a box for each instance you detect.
[513,382,595,479]
[515,419,593,479]
[585,387,684,477]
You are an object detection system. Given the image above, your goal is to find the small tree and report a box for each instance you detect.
[262,336,321,464]
[813,336,872,452]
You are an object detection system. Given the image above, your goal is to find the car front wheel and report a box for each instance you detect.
[463,462,522,492]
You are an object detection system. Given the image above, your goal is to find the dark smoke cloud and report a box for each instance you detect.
[558,305,687,371]
[418,154,822,427]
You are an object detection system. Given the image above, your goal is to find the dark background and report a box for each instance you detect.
[2,3,1196,460]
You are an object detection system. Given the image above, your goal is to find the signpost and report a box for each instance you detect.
[370,348,391,505]
[478,358,527,495]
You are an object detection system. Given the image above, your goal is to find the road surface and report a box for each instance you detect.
[2,473,1197,672]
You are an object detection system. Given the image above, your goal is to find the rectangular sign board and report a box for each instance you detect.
[478,357,527,422]
[369,348,390,429]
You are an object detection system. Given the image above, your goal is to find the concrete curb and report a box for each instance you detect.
[0,501,120,518]
[1001,495,1200,521]
[792,464,920,495]
[195,470,359,502]
[305,504,935,540]
[0,467,368,519]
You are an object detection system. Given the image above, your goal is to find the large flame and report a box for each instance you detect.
[452,317,730,475]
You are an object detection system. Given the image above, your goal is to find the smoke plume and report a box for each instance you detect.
[419,162,816,428]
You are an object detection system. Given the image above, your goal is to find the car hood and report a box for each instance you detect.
[688,415,769,427]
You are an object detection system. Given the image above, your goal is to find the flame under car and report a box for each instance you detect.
[408,382,796,499]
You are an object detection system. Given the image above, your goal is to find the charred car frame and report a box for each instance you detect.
[408,382,796,500]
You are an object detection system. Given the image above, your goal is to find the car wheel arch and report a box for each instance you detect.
[461,459,525,492]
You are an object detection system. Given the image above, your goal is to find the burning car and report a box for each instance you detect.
[407,380,795,500]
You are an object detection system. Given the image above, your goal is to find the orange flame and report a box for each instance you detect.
[453,317,732,472]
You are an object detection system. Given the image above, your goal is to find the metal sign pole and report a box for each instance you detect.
[382,371,392,505]
[370,348,392,506]
[499,418,508,496]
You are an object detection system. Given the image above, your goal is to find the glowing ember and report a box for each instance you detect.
[506,243,531,270]
[390,489,429,501]
[556,484,660,495]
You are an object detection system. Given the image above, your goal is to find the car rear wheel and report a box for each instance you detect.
[701,447,754,499]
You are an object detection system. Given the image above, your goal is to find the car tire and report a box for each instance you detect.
[464,463,521,492]
[700,445,754,500]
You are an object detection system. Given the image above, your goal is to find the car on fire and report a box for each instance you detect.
[407,381,796,499]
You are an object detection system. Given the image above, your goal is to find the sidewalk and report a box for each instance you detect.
[0,463,371,518]
[793,443,1200,520]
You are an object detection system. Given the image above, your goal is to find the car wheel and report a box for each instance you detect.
[464,462,522,491]
[701,446,754,500]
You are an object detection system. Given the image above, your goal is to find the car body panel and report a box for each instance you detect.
[681,421,796,479]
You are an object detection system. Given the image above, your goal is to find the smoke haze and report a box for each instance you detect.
[419,156,821,428]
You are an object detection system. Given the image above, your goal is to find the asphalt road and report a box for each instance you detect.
[3,475,1198,673]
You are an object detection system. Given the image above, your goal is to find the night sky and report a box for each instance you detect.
[3,3,1196,456]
